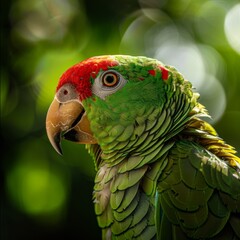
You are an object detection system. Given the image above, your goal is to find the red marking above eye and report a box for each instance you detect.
[57,56,119,101]
[159,66,168,80]
[148,69,156,76]
[148,66,168,80]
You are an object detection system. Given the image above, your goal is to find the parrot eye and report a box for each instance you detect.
[102,72,119,87]
[92,70,127,100]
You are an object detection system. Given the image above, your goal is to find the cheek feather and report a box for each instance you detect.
[56,57,119,101]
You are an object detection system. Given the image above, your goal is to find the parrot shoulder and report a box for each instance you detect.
[156,139,240,239]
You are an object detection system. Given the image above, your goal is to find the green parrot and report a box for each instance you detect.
[46,55,240,240]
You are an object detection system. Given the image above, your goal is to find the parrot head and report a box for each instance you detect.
[46,55,200,155]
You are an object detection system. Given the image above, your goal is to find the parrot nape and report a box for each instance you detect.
[46,55,240,240]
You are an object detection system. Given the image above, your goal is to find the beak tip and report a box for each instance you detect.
[48,132,63,156]
[55,146,63,156]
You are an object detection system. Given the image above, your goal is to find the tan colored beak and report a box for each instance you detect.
[46,98,97,155]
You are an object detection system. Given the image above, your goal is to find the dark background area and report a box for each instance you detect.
[1,0,240,239]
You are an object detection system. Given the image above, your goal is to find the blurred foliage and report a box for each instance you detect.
[1,0,240,239]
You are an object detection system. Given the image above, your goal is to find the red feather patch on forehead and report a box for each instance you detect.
[57,56,119,101]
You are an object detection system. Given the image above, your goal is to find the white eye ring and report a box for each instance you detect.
[92,70,127,99]
[56,83,78,103]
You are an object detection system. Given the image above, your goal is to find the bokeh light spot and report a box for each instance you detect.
[198,75,226,124]
[153,28,206,89]
[194,1,227,46]
[120,14,155,55]
[21,169,66,214]
[224,4,240,54]
[6,139,68,217]
[10,0,78,42]
[198,45,226,79]
[7,164,66,215]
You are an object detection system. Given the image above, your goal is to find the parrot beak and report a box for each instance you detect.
[46,98,97,155]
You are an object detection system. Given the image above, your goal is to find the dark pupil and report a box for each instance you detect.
[106,75,114,83]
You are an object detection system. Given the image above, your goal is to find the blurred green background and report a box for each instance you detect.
[1,0,240,239]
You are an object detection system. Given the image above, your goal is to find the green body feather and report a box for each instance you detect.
[83,56,240,239]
